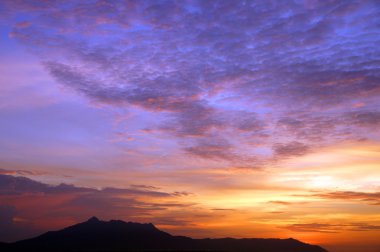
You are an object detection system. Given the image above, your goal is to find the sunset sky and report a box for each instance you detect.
[0,1,380,252]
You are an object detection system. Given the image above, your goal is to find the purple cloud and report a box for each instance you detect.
[0,174,197,242]
[273,141,310,158]
[1,0,379,163]
[0,174,179,197]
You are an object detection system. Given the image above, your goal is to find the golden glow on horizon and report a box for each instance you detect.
[1,142,379,252]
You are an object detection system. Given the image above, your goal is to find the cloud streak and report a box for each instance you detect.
[312,191,380,206]
[283,222,380,233]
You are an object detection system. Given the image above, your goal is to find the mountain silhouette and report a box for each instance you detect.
[1,217,328,252]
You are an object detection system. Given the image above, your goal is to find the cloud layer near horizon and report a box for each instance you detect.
[1,174,379,243]
[0,174,196,241]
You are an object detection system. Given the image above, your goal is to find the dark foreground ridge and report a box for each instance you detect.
[0,217,328,252]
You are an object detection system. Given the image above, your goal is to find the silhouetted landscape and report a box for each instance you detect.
[0,217,328,252]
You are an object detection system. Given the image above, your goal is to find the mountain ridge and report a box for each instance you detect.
[2,217,328,252]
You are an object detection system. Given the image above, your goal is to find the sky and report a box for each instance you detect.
[0,0,379,251]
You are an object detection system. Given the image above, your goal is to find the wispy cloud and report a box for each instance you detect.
[273,142,310,158]
[0,168,45,176]
[312,191,380,205]
[282,222,380,233]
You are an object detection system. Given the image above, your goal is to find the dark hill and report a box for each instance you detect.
[0,242,9,249]
[7,217,328,252]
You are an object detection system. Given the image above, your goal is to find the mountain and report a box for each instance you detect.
[0,242,9,248]
[6,217,328,252]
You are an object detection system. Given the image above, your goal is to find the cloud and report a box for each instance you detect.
[0,174,199,242]
[275,115,340,142]
[172,191,193,197]
[0,204,15,229]
[0,174,94,195]
[184,137,237,160]
[311,191,380,205]
[282,222,380,233]
[14,21,30,28]
[0,168,45,176]
[0,174,175,197]
[345,111,380,128]
[211,208,236,211]
[267,201,293,205]
[282,223,339,233]
[268,211,285,214]
[2,0,380,164]
[273,141,310,158]
[130,184,161,190]
[0,204,38,242]
[0,205,17,240]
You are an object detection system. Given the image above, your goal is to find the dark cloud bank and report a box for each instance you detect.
[0,174,193,242]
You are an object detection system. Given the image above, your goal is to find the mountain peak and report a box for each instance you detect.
[87,216,100,223]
